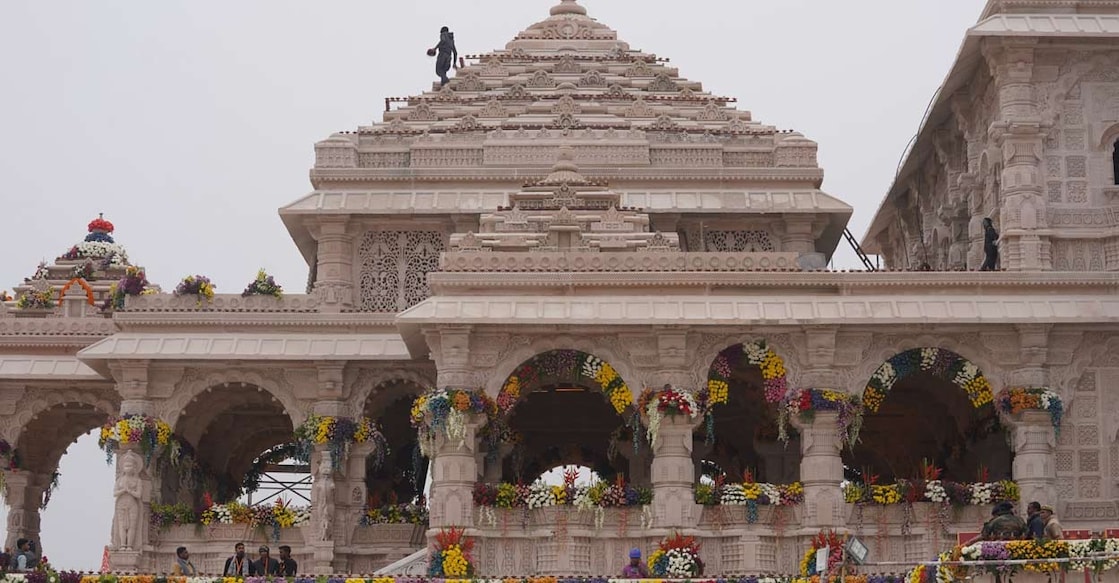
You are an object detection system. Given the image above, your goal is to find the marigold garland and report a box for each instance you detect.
[864,348,993,414]
[496,350,634,416]
[293,415,386,472]
[98,415,172,465]
[995,387,1063,431]
[412,388,498,456]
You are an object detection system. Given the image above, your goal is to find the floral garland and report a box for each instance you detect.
[952,539,1119,578]
[411,388,497,456]
[15,289,54,310]
[293,415,386,472]
[242,269,283,298]
[57,277,96,306]
[706,341,789,407]
[843,479,1018,506]
[696,472,803,524]
[649,532,704,578]
[174,275,216,304]
[428,526,474,578]
[473,477,652,511]
[98,415,172,465]
[864,348,993,413]
[995,387,1063,430]
[61,241,129,266]
[359,502,429,526]
[497,350,633,415]
[800,530,846,577]
[779,388,864,446]
[199,497,310,542]
[639,385,698,448]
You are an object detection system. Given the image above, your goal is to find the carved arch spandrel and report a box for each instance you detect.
[1056,334,1119,431]
[3,389,119,444]
[483,334,639,398]
[846,334,1004,399]
[161,369,307,430]
[346,367,435,418]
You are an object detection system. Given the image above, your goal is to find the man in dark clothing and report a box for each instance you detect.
[278,545,298,576]
[223,542,249,576]
[981,501,1027,540]
[252,545,280,576]
[1026,501,1045,539]
[979,217,999,271]
[430,26,458,86]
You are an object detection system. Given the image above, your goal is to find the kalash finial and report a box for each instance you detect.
[550,0,587,16]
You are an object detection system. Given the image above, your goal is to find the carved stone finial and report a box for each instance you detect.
[550,0,587,16]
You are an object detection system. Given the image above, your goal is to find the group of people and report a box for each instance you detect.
[968,500,1064,543]
[4,539,41,572]
[171,543,298,576]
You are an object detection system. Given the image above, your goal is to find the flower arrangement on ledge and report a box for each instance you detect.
[428,526,474,578]
[800,530,847,577]
[694,471,803,523]
[649,532,704,578]
[497,350,633,416]
[199,495,310,541]
[104,265,151,311]
[242,269,283,298]
[98,415,172,464]
[639,385,698,448]
[864,348,993,413]
[293,415,386,472]
[411,388,497,456]
[473,475,652,511]
[945,538,1119,579]
[174,275,216,304]
[778,388,864,446]
[15,289,54,310]
[61,241,130,266]
[996,387,1063,430]
[843,463,1019,507]
[359,501,429,526]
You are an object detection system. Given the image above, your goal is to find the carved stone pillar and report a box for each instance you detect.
[428,414,486,528]
[1006,411,1057,506]
[791,411,844,528]
[649,414,701,529]
[430,327,476,389]
[3,471,48,552]
[109,445,153,573]
[1011,325,1050,388]
[784,218,816,255]
[311,217,356,313]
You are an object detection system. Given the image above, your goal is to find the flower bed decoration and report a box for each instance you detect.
[98,415,172,464]
[428,526,474,578]
[173,275,216,304]
[800,530,846,577]
[648,532,704,578]
[149,502,198,530]
[359,502,429,526]
[15,289,54,310]
[473,473,652,530]
[779,388,864,446]
[411,388,497,456]
[105,265,150,310]
[497,350,633,415]
[200,496,310,541]
[864,348,993,413]
[843,472,1018,507]
[293,415,386,472]
[694,471,803,523]
[639,385,698,448]
[996,387,1063,430]
[242,269,283,298]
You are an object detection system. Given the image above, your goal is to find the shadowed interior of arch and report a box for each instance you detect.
[846,372,1010,483]
[15,403,110,476]
[699,357,797,484]
[168,383,295,506]
[364,390,426,505]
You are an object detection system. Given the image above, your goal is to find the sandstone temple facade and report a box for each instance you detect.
[2,0,1118,576]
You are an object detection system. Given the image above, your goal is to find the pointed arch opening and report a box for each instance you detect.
[852,348,1008,483]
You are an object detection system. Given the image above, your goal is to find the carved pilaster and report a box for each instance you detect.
[111,360,151,412]
[649,414,702,529]
[1011,325,1050,387]
[3,470,49,552]
[791,411,845,528]
[784,217,816,255]
[432,327,478,388]
[428,414,486,528]
[800,327,839,388]
[1006,411,1057,507]
[313,363,348,418]
[311,217,356,313]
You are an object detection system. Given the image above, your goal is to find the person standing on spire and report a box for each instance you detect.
[429,26,458,86]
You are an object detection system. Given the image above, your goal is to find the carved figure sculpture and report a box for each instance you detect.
[312,456,335,541]
[112,451,143,550]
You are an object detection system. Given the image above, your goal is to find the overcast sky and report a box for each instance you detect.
[0,0,984,570]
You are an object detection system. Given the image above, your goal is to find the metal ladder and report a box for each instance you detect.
[843,228,878,271]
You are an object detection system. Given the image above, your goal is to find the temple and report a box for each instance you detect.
[1,0,1118,578]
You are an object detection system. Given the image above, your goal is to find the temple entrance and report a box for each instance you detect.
[851,348,1010,482]
[493,350,643,485]
[701,343,800,483]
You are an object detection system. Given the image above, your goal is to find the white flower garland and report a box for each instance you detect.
[645,388,699,449]
[68,241,130,265]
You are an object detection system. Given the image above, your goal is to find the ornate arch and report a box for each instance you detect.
[860,345,996,414]
[346,367,435,418]
[491,339,638,417]
[4,389,119,445]
[485,335,638,397]
[162,369,306,430]
[698,336,797,408]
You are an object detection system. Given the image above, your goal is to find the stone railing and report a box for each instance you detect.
[440,251,802,272]
[122,294,321,313]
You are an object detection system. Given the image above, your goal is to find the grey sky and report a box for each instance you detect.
[1,0,983,570]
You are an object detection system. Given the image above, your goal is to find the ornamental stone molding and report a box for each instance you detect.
[345,366,436,417]
[480,333,639,397]
[160,368,307,429]
[0,388,119,444]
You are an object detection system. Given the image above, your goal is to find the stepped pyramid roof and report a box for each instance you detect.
[281,0,853,260]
